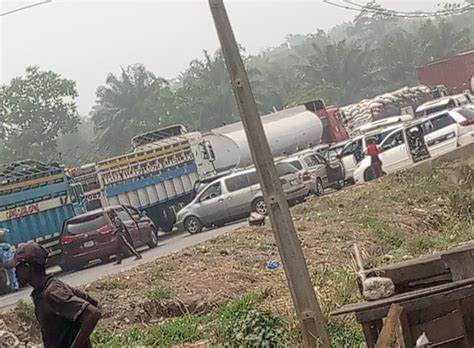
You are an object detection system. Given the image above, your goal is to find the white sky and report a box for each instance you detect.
[1,0,448,115]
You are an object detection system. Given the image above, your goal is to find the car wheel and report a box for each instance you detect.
[147,228,158,248]
[252,198,268,215]
[61,262,81,273]
[184,216,203,234]
[315,178,324,196]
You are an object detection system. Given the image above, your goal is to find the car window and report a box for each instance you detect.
[381,130,405,150]
[341,139,363,157]
[246,171,260,186]
[66,214,108,235]
[288,160,303,170]
[276,163,297,176]
[458,108,474,120]
[304,155,319,167]
[422,114,456,134]
[225,174,250,192]
[199,182,222,201]
[126,206,141,218]
[115,208,132,221]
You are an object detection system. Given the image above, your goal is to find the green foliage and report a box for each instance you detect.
[214,292,290,347]
[328,319,365,348]
[15,300,36,323]
[92,315,205,348]
[91,64,173,156]
[147,286,172,301]
[0,66,80,163]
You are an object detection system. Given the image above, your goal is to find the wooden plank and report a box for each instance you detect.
[431,336,465,347]
[441,250,474,281]
[331,279,474,316]
[410,308,465,346]
[375,304,403,348]
[460,297,474,346]
[346,288,474,323]
[408,301,458,326]
[360,320,383,348]
[398,309,412,348]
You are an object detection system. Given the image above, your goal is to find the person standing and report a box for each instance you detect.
[366,138,384,179]
[12,242,100,348]
[0,229,19,291]
[110,211,142,265]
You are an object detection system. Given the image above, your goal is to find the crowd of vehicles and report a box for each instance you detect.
[1,76,473,290]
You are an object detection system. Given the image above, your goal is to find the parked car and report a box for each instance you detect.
[175,163,308,234]
[338,125,403,183]
[415,93,473,117]
[278,151,345,195]
[60,205,158,271]
[354,108,474,183]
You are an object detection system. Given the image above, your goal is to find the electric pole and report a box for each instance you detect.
[208,1,331,346]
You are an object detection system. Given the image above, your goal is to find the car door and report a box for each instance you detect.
[125,206,151,245]
[193,181,228,225]
[223,173,252,218]
[422,113,458,157]
[114,207,141,246]
[304,154,327,186]
[379,129,412,174]
[340,138,363,180]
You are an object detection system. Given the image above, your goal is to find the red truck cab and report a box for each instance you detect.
[303,99,349,144]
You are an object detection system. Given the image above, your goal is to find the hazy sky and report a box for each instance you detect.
[1,0,447,115]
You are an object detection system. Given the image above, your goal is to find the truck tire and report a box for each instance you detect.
[252,198,268,215]
[184,216,203,234]
[147,228,159,248]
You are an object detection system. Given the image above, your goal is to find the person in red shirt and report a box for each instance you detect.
[366,138,384,179]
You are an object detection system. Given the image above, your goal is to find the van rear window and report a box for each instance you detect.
[458,108,474,120]
[66,214,108,235]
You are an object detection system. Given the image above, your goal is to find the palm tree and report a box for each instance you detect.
[91,64,172,156]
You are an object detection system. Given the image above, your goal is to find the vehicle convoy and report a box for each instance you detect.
[60,205,157,270]
[417,50,474,94]
[278,151,345,195]
[175,162,308,234]
[0,161,84,266]
[203,99,349,172]
[70,125,216,233]
[354,106,474,183]
[415,93,473,117]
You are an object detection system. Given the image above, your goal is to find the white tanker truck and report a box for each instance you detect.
[203,105,328,172]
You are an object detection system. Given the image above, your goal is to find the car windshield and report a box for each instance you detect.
[276,163,297,176]
[66,213,108,235]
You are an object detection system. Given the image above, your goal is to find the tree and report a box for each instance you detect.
[91,64,173,156]
[0,66,80,163]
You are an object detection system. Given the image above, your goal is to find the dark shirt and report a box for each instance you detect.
[32,276,98,348]
[112,215,127,237]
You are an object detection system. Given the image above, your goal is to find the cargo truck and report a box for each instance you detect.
[0,160,84,265]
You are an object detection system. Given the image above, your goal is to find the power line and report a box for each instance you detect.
[0,0,52,17]
[322,0,474,18]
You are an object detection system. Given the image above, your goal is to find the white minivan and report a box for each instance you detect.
[354,108,474,183]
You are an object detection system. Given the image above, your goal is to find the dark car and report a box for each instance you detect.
[60,205,157,271]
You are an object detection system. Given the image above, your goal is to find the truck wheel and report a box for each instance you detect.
[147,228,159,248]
[184,216,203,234]
[315,178,324,196]
[252,198,268,215]
[61,262,82,273]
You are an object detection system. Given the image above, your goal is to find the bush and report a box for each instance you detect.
[215,293,290,347]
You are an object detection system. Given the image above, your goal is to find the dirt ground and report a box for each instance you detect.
[1,158,472,346]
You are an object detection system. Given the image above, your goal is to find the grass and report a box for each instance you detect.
[147,286,173,301]
[95,278,128,291]
[92,315,206,348]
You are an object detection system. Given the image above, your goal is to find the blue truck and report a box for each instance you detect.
[0,160,84,266]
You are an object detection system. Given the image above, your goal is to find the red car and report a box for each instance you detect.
[60,205,157,271]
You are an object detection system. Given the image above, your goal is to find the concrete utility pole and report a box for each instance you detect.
[208,1,331,346]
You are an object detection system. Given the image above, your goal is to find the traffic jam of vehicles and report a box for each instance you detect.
[0,50,473,293]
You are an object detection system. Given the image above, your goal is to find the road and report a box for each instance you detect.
[0,221,247,312]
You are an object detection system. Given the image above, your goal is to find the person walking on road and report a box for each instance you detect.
[12,242,101,348]
[110,211,142,265]
[0,229,20,291]
[366,137,385,179]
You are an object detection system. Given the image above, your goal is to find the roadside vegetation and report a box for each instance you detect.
[2,159,472,346]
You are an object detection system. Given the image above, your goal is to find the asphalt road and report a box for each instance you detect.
[0,221,247,312]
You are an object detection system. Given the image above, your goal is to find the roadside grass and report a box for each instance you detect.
[147,286,173,301]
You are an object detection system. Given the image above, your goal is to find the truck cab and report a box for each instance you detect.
[303,99,349,144]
